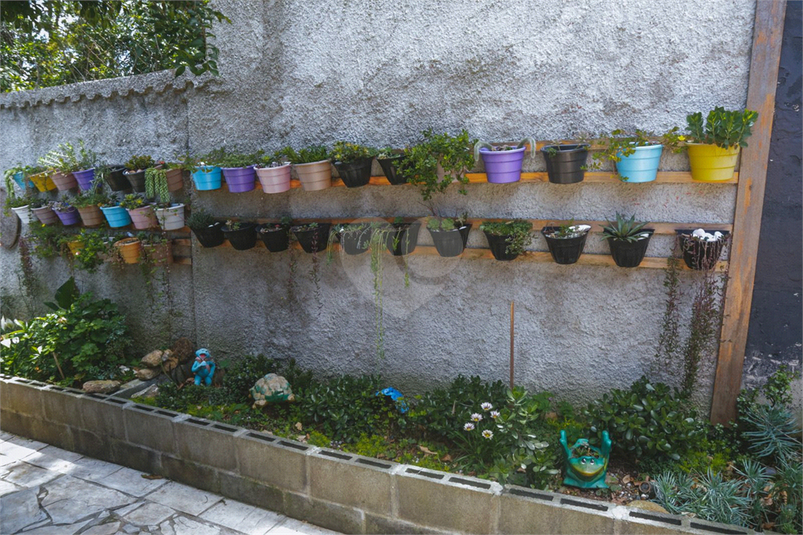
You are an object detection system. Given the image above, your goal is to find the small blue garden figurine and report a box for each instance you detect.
[192,348,215,386]
[560,430,612,489]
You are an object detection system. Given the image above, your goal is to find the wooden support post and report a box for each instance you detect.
[510,301,515,390]
[710,0,787,424]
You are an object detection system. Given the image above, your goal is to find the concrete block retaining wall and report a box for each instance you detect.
[0,376,754,535]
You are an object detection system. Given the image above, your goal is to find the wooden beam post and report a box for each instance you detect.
[710,0,787,424]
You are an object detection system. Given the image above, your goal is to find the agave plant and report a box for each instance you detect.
[601,213,650,242]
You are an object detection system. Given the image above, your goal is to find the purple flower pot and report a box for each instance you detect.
[480,146,526,184]
[222,167,256,193]
[73,168,96,191]
[54,207,81,226]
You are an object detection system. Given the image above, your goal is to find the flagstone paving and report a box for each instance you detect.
[0,432,339,535]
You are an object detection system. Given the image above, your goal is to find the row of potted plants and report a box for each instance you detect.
[7,190,186,232]
[186,211,728,270]
[3,107,756,205]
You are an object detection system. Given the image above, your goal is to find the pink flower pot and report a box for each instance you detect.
[256,164,292,193]
[127,205,158,230]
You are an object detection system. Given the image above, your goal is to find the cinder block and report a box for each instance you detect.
[614,507,689,535]
[499,486,615,534]
[395,466,502,534]
[160,453,222,494]
[308,449,395,516]
[217,470,285,513]
[71,428,115,463]
[123,404,180,454]
[0,408,39,437]
[235,431,309,492]
[364,512,453,534]
[79,396,128,439]
[284,491,364,534]
[110,438,162,474]
[174,419,238,471]
[0,378,44,416]
[685,518,752,535]
[41,387,85,427]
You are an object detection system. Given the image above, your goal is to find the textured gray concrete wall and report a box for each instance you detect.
[0,0,757,406]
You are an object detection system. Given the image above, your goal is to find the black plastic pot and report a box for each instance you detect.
[256,223,291,252]
[222,222,257,251]
[378,156,407,185]
[541,144,589,184]
[292,223,332,254]
[428,224,472,258]
[124,169,147,192]
[386,222,420,256]
[335,158,373,188]
[541,227,590,264]
[190,221,225,248]
[338,226,374,255]
[676,230,729,270]
[105,166,132,192]
[483,232,519,261]
[606,230,654,268]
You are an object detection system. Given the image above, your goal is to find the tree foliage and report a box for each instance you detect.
[1,1,229,92]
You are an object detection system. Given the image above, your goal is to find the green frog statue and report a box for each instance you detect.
[559,430,612,489]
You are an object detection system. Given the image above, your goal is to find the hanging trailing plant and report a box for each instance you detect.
[145,167,171,205]
[398,129,476,201]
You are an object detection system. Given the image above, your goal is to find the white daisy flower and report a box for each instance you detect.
[490,410,500,419]
[481,402,493,411]
[464,423,475,431]
[482,430,493,439]
[471,413,482,422]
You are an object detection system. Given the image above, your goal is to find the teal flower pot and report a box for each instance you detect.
[192,166,223,191]
[12,171,35,189]
[615,144,663,183]
[100,205,132,228]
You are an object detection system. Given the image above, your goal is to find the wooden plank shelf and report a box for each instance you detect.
[192,239,725,271]
[212,171,739,193]
[209,217,732,237]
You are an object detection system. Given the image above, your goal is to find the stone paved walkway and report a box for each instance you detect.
[0,431,339,535]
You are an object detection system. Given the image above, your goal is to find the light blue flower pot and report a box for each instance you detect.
[192,166,223,191]
[12,171,35,189]
[100,205,132,228]
[615,144,663,183]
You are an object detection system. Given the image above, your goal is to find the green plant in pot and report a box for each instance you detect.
[222,219,257,250]
[330,221,374,256]
[120,193,157,230]
[71,183,111,227]
[685,107,758,182]
[386,216,421,257]
[541,221,592,264]
[186,207,224,248]
[72,229,112,273]
[479,219,533,261]
[256,216,292,252]
[474,137,536,184]
[39,140,97,190]
[124,155,155,193]
[601,213,654,268]
[376,148,406,185]
[541,143,590,184]
[399,129,476,201]
[330,142,377,188]
[426,214,471,258]
[589,128,682,183]
[280,145,332,191]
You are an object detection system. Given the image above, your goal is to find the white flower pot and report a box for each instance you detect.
[11,205,31,224]
[155,204,185,231]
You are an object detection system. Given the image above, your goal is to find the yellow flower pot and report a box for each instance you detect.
[687,143,740,182]
[67,240,84,255]
[29,172,57,192]
[114,238,141,264]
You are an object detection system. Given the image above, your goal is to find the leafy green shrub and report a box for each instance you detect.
[0,290,131,385]
[289,375,402,443]
[409,375,508,442]
[398,129,476,201]
[584,377,706,461]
